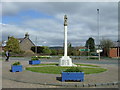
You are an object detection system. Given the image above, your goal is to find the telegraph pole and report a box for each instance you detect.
[35,36,37,54]
[88,44,89,60]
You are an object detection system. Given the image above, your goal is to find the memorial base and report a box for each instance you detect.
[59,56,77,66]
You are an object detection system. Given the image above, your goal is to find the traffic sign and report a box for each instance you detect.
[79,49,85,51]
[96,49,103,53]
[79,49,90,51]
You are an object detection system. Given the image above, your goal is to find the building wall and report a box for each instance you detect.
[19,38,35,51]
[109,48,117,58]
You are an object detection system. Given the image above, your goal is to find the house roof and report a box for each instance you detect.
[17,38,24,43]
[2,33,35,46]
[28,38,35,46]
[17,37,35,46]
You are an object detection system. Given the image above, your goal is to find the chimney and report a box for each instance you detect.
[25,32,29,38]
[8,36,10,40]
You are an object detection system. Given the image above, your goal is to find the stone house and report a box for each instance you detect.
[17,33,35,52]
[6,33,35,53]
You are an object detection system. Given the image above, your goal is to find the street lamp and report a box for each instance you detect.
[97,9,101,60]
[117,40,120,58]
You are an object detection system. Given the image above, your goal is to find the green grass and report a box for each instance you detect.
[32,63,100,67]
[82,67,107,74]
[32,63,58,66]
[76,64,100,67]
[26,66,107,74]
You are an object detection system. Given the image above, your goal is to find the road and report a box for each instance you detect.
[2,57,118,64]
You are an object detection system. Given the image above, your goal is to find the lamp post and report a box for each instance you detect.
[97,9,101,61]
[117,40,120,58]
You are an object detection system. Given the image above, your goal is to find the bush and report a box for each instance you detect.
[51,49,57,55]
[43,47,51,55]
[64,67,83,72]
[31,46,51,55]
[12,62,21,65]
[90,52,98,56]
[31,56,39,60]
[38,56,51,59]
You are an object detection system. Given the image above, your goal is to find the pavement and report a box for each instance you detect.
[2,58,119,88]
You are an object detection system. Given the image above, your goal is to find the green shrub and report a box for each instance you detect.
[38,56,51,59]
[12,62,21,65]
[31,56,39,60]
[64,67,83,72]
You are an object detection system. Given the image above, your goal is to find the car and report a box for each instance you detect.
[91,53,98,56]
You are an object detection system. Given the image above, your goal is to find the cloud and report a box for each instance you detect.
[2,2,118,46]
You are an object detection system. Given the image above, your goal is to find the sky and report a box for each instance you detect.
[1,2,118,46]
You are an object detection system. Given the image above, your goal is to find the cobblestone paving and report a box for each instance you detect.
[2,60,119,88]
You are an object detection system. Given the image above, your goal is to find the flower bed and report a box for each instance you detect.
[11,62,22,72]
[62,72,84,82]
[61,67,84,82]
[29,60,41,65]
[29,56,41,65]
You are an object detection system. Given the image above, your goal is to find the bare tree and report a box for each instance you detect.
[100,39,115,57]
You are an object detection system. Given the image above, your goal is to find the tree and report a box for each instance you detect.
[100,39,115,56]
[5,36,21,53]
[68,42,73,56]
[85,37,95,52]
[42,46,51,55]
[57,49,63,55]
[51,49,57,55]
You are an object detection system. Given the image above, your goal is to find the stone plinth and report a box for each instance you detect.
[59,56,77,66]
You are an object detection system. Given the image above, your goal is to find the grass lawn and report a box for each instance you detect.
[76,64,100,67]
[32,63,100,67]
[32,63,58,66]
[26,66,107,74]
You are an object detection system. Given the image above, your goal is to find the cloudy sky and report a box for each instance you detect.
[1,2,118,46]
